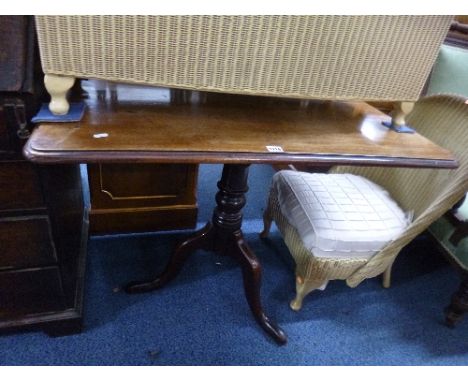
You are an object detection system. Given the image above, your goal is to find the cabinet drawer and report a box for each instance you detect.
[0,215,57,269]
[0,160,44,211]
[0,266,65,316]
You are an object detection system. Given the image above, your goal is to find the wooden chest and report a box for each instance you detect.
[0,16,88,336]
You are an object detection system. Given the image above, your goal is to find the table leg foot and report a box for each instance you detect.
[444,277,468,328]
[231,230,287,345]
[125,222,214,294]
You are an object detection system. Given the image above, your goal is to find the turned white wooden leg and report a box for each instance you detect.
[391,101,414,128]
[44,74,76,115]
[382,263,393,289]
[259,209,272,238]
[290,275,328,311]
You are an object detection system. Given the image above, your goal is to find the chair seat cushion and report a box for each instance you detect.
[273,170,411,259]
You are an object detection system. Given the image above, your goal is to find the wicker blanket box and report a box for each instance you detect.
[35,15,452,126]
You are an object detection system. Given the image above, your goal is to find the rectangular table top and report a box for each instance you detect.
[24,82,457,169]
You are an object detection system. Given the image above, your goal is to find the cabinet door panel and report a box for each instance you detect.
[0,266,65,316]
[0,161,45,211]
[87,163,198,234]
[88,163,197,208]
[0,216,56,269]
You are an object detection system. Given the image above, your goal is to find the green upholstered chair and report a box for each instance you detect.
[426,44,468,98]
[425,42,468,326]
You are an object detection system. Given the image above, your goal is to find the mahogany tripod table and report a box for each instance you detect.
[24,86,457,344]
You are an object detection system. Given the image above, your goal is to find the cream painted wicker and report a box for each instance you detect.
[261,95,468,310]
[35,16,452,114]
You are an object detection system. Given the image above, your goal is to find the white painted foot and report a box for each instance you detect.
[290,276,328,311]
[391,101,414,128]
[259,210,272,239]
[290,297,303,311]
[44,74,76,115]
[382,263,393,289]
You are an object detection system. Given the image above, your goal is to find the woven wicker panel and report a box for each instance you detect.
[267,186,368,282]
[332,95,468,286]
[332,96,468,222]
[35,15,452,101]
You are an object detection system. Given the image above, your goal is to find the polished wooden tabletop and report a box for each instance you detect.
[24,81,457,168]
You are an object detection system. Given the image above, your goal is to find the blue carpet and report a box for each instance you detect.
[1,164,467,365]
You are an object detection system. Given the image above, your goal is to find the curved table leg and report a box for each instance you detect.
[231,231,287,345]
[445,276,468,328]
[125,222,214,293]
[125,164,287,344]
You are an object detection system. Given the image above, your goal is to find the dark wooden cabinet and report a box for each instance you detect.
[0,164,88,336]
[79,83,199,235]
[87,162,198,234]
[0,16,88,336]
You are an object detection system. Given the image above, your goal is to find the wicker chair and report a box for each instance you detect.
[261,95,468,310]
[425,38,468,326]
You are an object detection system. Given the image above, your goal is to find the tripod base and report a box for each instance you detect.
[125,164,287,345]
